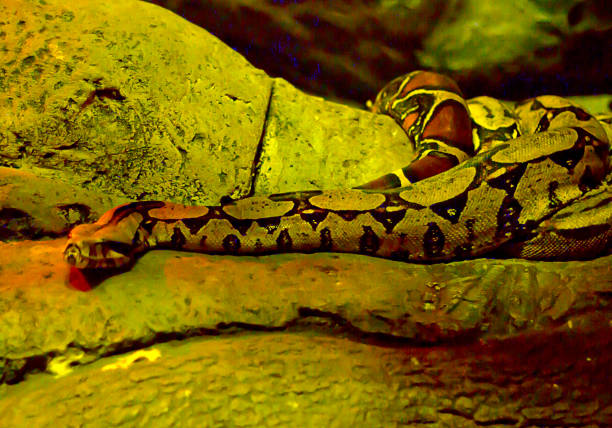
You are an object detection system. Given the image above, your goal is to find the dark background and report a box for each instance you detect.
[147,0,611,104]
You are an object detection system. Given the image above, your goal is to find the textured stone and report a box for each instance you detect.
[255,78,411,193]
[0,0,611,425]
[1,238,611,384]
[0,0,409,242]
[0,167,129,240]
[0,328,589,427]
[0,0,271,204]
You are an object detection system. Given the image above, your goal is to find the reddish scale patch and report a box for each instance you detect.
[149,203,209,220]
[404,155,457,182]
[422,103,474,155]
[365,71,475,186]
[401,72,473,182]
[399,71,463,96]
[356,174,399,190]
[401,111,419,132]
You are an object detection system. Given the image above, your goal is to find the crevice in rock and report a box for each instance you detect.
[0,208,32,241]
[473,417,519,426]
[0,207,74,242]
[246,79,275,198]
[1,305,482,386]
[4,302,609,386]
[297,306,484,347]
[438,408,474,422]
[540,306,612,332]
[56,203,94,225]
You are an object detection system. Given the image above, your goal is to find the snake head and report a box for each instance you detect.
[63,204,150,269]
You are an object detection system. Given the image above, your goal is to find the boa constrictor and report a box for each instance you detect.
[64,71,611,269]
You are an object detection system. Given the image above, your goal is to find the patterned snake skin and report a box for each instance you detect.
[64,71,611,269]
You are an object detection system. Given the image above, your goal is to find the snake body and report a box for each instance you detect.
[64,71,610,269]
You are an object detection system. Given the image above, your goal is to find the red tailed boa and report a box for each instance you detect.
[64,71,611,269]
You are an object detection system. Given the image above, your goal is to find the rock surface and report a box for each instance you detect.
[0,239,611,425]
[0,0,611,426]
[0,167,129,240]
[0,0,408,205]
[1,330,611,426]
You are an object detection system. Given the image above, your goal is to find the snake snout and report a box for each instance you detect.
[64,243,85,267]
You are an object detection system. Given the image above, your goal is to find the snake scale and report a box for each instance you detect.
[64,71,611,269]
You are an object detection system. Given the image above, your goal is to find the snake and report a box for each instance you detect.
[63,71,611,269]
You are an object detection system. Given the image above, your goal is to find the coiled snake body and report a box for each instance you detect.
[64,71,611,269]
